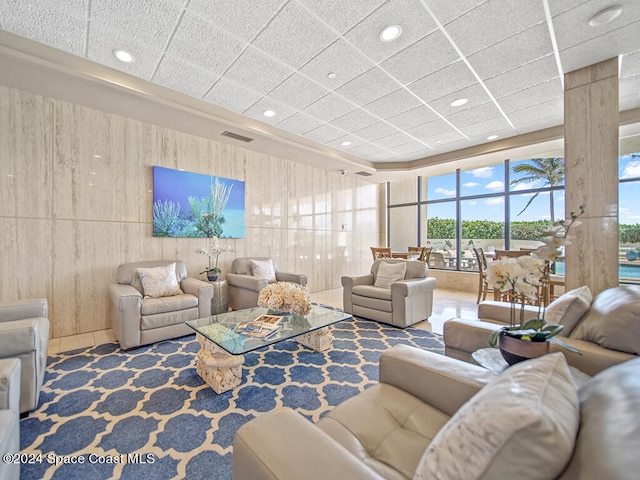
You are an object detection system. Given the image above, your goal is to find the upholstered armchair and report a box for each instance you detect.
[0,358,20,480]
[341,259,436,328]
[0,298,49,414]
[108,260,213,350]
[226,257,308,311]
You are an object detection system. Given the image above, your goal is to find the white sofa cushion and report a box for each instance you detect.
[415,353,579,480]
[136,263,183,298]
[544,285,592,335]
[374,261,406,289]
[250,259,276,283]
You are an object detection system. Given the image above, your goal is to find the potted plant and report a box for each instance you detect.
[195,237,236,281]
[486,206,584,365]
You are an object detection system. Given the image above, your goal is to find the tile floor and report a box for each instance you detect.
[47,288,479,355]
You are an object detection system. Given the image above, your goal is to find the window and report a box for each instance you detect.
[619,150,640,283]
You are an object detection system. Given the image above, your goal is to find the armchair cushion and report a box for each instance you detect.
[250,259,276,283]
[416,353,579,480]
[544,285,592,335]
[374,261,406,289]
[135,263,183,298]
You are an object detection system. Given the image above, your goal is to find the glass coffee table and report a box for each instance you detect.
[185,305,351,393]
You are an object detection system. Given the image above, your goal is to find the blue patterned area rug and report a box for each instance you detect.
[20,311,444,480]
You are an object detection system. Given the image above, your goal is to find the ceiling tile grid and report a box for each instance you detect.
[1,0,640,168]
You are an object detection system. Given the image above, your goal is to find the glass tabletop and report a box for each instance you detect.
[185,305,351,355]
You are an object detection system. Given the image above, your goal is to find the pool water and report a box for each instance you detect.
[555,262,640,280]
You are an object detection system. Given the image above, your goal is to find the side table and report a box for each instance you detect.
[472,348,591,388]
[209,279,229,315]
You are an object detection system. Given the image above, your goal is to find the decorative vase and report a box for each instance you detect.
[499,334,549,366]
[206,272,219,282]
[625,251,638,261]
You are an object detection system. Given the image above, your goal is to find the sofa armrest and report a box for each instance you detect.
[276,271,308,286]
[0,319,47,357]
[0,359,21,413]
[391,277,436,296]
[233,408,384,480]
[226,273,269,292]
[478,300,541,324]
[181,277,213,317]
[550,338,636,376]
[0,298,48,323]
[379,344,496,417]
[443,318,503,360]
[108,283,142,350]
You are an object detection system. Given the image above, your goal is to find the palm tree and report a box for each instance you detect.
[511,158,565,221]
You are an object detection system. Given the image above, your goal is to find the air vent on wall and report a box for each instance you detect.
[355,171,373,177]
[221,130,254,143]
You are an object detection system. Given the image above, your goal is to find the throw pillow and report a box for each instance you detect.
[544,285,592,336]
[136,263,183,298]
[415,353,579,480]
[374,261,407,289]
[250,259,276,283]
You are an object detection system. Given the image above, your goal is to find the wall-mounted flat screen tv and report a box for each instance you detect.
[152,166,245,238]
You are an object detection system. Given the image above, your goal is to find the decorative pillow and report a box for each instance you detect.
[250,259,276,283]
[415,353,579,480]
[544,285,592,336]
[374,261,406,289]
[136,263,183,298]
[573,285,640,355]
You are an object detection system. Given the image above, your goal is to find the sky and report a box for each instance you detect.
[426,155,640,225]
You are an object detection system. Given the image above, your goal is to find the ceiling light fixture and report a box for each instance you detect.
[379,25,402,42]
[450,98,468,107]
[113,49,135,63]
[487,134,499,140]
[263,110,276,117]
[341,141,352,146]
[327,72,336,79]
[588,5,622,26]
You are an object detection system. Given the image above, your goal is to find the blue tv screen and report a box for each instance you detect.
[152,166,245,238]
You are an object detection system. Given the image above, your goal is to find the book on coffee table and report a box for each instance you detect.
[235,315,283,338]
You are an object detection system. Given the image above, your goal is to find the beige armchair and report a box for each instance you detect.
[0,298,49,414]
[108,260,213,350]
[226,257,308,311]
[0,358,20,480]
[342,259,436,328]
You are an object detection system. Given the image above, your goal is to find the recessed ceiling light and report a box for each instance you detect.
[263,110,276,117]
[113,49,135,63]
[487,134,499,140]
[93,154,102,158]
[450,98,468,107]
[588,5,622,26]
[341,141,352,146]
[379,25,402,42]
[327,72,337,79]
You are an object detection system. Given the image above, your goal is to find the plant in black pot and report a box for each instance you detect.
[196,236,236,282]
[487,207,584,365]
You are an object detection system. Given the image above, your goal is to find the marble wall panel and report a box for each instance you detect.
[0,87,52,218]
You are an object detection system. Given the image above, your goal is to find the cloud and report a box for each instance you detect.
[467,200,478,206]
[471,167,493,178]
[485,181,504,191]
[435,187,456,197]
[485,198,504,205]
[463,182,479,188]
[621,160,640,179]
[512,180,540,191]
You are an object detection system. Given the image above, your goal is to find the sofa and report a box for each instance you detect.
[108,260,213,350]
[342,259,436,328]
[444,285,639,376]
[0,358,20,480]
[233,344,640,479]
[0,298,49,413]
[226,257,308,311]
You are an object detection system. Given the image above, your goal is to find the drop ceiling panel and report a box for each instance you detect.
[297,0,386,35]
[497,78,563,114]
[621,50,640,78]
[468,23,554,80]
[391,141,433,156]
[186,0,283,43]
[425,0,485,25]
[379,30,459,85]
[354,121,402,143]
[203,77,263,113]
[275,111,324,135]
[446,102,503,128]
[243,97,296,125]
[343,0,438,63]
[251,1,337,69]
[346,142,384,157]
[444,0,546,56]
[366,150,401,161]
[165,11,245,74]
[407,117,459,140]
[485,55,560,99]
[153,55,220,98]
[407,61,478,104]
[363,88,422,119]
[428,83,494,117]
[304,123,345,143]
[329,134,367,150]
[509,98,564,129]
[460,116,513,138]
[302,92,356,123]
[224,47,294,95]
[268,72,330,110]
[374,131,417,149]
[330,108,380,133]
[335,66,400,105]
[386,105,439,130]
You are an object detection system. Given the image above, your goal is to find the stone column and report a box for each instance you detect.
[564,57,619,295]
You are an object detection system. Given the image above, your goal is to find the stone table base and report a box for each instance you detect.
[294,327,332,351]
[196,333,244,394]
